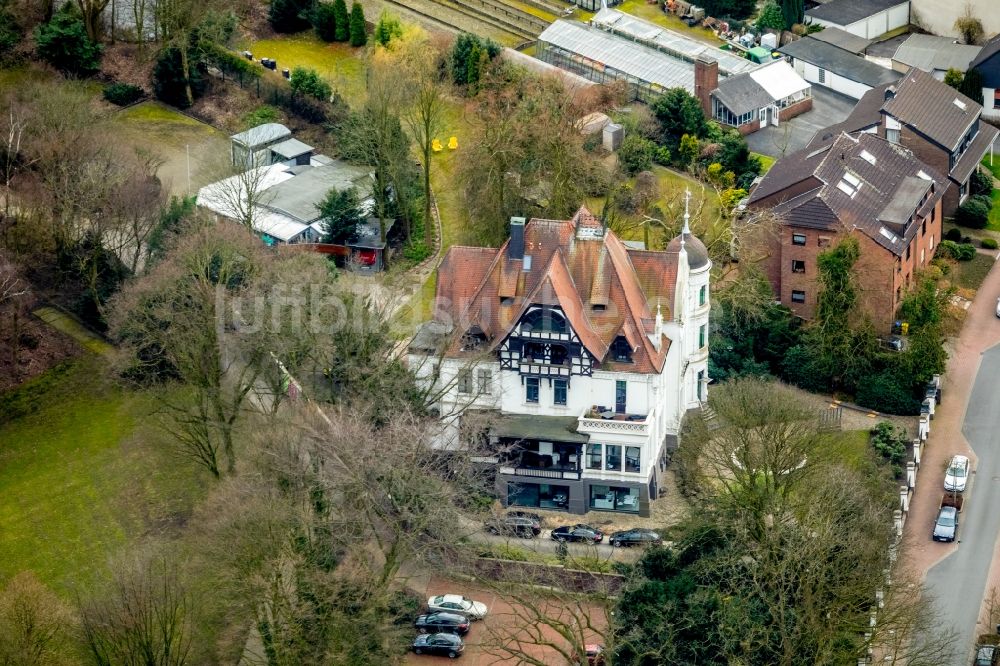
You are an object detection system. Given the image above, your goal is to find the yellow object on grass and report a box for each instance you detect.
[448,136,458,150]
[432,139,443,152]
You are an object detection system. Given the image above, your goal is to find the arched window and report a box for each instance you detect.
[521,308,567,334]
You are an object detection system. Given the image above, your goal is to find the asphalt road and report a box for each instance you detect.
[925,343,1000,657]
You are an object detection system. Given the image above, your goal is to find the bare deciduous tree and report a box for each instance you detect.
[0,571,75,666]
[79,554,192,666]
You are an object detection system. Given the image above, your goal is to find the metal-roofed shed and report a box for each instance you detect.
[809,27,872,55]
[779,37,902,99]
[269,138,315,165]
[891,34,982,76]
[262,161,374,224]
[805,0,910,40]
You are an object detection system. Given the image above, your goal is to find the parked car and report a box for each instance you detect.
[551,525,604,543]
[506,510,543,524]
[996,296,1000,319]
[933,506,958,542]
[609,528,662,547]
[427,594,488,620]
[484,515,540,538]
[414,612,470,635]
[412,633,464,658]
[944,455,971,492]
[975,644,997,666]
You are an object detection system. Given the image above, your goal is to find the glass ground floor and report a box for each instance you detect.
[501,476,656,516]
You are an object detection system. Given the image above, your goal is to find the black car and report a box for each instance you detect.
[551,525,604,543]
[484,515,541,538]
[976,644,998,666]
[609,528,662,547]
[414,612,470,635]
[412,632,464,658]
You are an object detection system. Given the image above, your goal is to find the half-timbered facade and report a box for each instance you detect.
[408,203,711,516]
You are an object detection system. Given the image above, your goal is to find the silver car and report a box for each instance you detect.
[427,594,488,620]
[944,455,970,492]
[933,506,958,542]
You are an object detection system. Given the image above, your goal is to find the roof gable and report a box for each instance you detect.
[882,67,982,151]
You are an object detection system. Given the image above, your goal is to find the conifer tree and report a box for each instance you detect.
[349,2,366,47]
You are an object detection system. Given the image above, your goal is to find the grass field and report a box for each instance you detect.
[114,101,229,196]
[752,151,776,174]
[952,252,996,291]
[239,34,368,103]
[0,356,207,594]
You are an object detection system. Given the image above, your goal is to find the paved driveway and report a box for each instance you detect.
[901,254,1000,662]
[746,86,857,158]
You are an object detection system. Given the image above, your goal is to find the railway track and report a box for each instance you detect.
[452,0,549,35]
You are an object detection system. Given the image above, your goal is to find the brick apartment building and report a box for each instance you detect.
[808,68,998,215]
[746,132,946,332]
[693,56,813,136]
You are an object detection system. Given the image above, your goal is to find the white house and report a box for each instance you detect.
[804,0,910,40]
[407,201,711,517]
[230,123,293,168]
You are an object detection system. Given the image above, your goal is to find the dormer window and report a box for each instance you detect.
[611,336,633,363]
[461,326,488,351]
[521,308,567,334]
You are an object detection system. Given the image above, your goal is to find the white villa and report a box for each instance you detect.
[408,200,711,516]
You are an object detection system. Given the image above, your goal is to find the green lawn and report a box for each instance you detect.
[952,252,996,291]
[239,34,368,104]
[0,357,207,594]
[752,152,776,174]
[827,429,872,472]
[982,155,1000,181]
[990,189,1000,232]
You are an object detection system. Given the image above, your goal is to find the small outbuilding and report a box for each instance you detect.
[698,58,812,134]
[230,123,292,168]
[804,0,910,40]
[779,36,902,100]
[891,34,982,79]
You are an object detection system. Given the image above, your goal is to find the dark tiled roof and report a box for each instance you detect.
[712,73,772,117]
[429,207,698,373]
[970,33,1000,88]
[809,27,872,55]
[883,68,982,151]
[748,143,830,204]
[775,133,947,256]
[808,84,892,146]
[779,38,903,87]
[805,0,907,26]
[951,124,1000,184]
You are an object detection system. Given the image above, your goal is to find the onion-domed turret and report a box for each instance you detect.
[666,189,711,270]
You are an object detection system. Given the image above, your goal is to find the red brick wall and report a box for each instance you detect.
[778,96,813,122]
[896,124,962,216]
[736,119,761,135]
[694,57,719,117]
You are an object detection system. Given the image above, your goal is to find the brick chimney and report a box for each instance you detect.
[693,55,718,117]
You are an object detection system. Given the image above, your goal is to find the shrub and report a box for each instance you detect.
[856,370,921,415]
[102,83,144,106]
[677,133,699,167]
[983,237,998,250]
[618,134,655,175]
[312,1,338,41]
[349,1,367,47]
[972,169,994,197]
[755,1,784,30]
[0,9,21,62]
[944,227,963,241]
[290,66,331,101]
[269,0,311,33]
[34,11,102,76]
[869,421,908,466]
[333,0,350,41]
[653,146,672,166]
[242,105,282,128]
[938,239,976,261]
[373,10,402,47]
[402,241,432,263]
[955,197,990,228]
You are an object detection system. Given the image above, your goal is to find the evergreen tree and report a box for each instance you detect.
[269,0,311,33]
[320,188,364,243]
[959,67,985,105]
[34,11,102,76]
[152,45,207,108]
[780,0,803,28]
[333,0,349,40]
[943,67,964,90]
[349,2,366,47]
[651,88,706,149]
[312,2,337,42]
[373,10,401,47]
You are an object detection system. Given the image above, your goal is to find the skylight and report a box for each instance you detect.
[859,150,876,165]
[917,170,932,181]
[954,98,967,111]
[879,227,899,243]
[837,171,863,198]
[843,172,861,187]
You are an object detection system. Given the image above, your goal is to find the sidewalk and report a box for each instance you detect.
[899,255,1000,602]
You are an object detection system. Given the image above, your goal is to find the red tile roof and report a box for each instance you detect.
[432,207,685,374]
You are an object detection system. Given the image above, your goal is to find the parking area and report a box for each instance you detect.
[746,85,857,158]
[404,576,609,665]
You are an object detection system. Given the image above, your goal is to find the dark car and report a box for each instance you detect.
[484,516,541,538]
[975,644,997,666]
[932,506,958,542]
[414,612,470,635]
[551,525,604,543]
[506,510,543,524]
[412,632,464,658]
[609,528,662,547]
